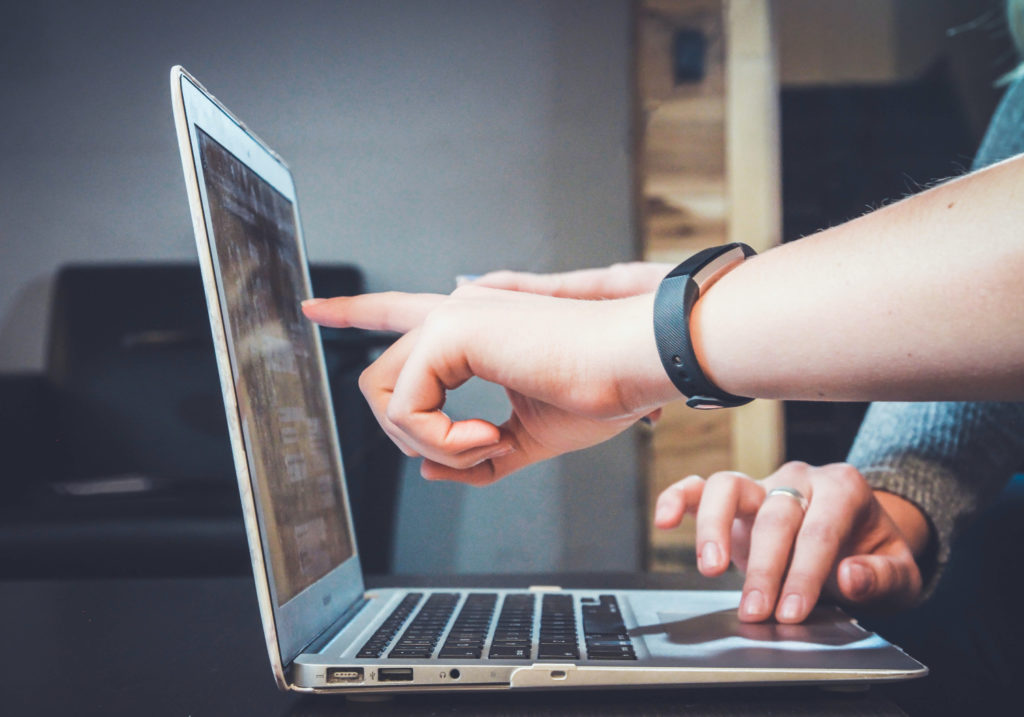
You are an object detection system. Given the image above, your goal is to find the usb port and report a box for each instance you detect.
[378,668,414,682]
[326,667,364,683]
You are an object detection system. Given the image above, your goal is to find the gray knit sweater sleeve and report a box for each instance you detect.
[848,403,1024,587]
[846,76,1024,594]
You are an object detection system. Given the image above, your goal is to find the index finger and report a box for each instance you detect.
[301,292,446,333]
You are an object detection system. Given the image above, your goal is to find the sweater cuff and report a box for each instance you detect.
[858,456,972,601]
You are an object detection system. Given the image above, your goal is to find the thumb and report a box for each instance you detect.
[836,553,921,607]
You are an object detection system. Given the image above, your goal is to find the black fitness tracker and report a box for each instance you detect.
[653,242,757,410]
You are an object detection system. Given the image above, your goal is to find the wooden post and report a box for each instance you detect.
[724,0,784,479]
[636,0,782,570]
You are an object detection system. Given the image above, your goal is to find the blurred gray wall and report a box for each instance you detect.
[0,0,641,573]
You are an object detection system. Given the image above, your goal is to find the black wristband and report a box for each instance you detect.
[653,243,756,409]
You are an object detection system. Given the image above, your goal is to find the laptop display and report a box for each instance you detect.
[196,129,353,604]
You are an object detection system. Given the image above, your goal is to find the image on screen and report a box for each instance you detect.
[197,129,353,605]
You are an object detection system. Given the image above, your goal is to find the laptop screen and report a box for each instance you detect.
[197,128,354,605]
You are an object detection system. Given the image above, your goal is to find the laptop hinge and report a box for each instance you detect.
[300,595,370,656]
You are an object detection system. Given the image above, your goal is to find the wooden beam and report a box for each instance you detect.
[725,0,784,478]
[636,0,783,571]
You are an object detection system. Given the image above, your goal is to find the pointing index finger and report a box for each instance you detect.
[301,292,446,333]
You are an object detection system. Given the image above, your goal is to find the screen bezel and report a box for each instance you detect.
[171,66,364,676]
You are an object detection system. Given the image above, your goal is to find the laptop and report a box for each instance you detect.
[170,65,927,694]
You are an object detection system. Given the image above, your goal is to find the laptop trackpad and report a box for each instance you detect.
[625,591,896,669]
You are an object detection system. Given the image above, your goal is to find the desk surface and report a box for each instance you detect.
[0,573,908,716]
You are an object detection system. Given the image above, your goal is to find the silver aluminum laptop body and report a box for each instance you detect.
[170,66,927,694]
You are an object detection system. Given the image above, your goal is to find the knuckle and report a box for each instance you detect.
[773,461,810,482]
[384,402,409,431]
[572,387,606,417]
[475,464,501,486]
[763,462,808,491]
[451,456,480,471]
[781,569,822,593]
[421,304,453,331]
[752,508,797,534]
[830,462,863,488]
[743,566,780,587]
[680,474,706,489]
[882,560,903,592]
[607,262,636,282]
[450,284,483,299]
[552,275,570,296]
[797,520,840,547]
[382,428,416,457]
[827,463,872,506]
[707,471,745,491]
[667,474,702,494]
[357,366,386,402]
[483,270,513,284]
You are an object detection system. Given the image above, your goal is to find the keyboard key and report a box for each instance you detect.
[489,645,531,659]
[388,649,433,659]
[357,592,424,658]
[538,648,580,660]
[537,594,579,661]
[582,595,637,661]
[389,593,459,659]
[438,592,498,660]
[488,594,536,660]
[438,647,482,659]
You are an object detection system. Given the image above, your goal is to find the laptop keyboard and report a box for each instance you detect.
[357,592,636,661]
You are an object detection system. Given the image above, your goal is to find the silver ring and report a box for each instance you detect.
[766,487,808,512]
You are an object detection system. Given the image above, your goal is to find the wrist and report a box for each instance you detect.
[874,490,932,558]
[605,293,681,415]
[652,244,756,409]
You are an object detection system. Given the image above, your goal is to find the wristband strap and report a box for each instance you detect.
[653,243,756,409]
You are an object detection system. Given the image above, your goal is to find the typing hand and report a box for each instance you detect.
[654,461,929,622]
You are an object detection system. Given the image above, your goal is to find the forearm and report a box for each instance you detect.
[690,154,1024,402]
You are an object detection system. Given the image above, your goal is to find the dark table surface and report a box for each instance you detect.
[0,572,910,717]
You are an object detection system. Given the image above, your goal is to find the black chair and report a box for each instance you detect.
[0,263,400,577]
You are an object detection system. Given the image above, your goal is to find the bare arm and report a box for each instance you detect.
[691,154,1024,403]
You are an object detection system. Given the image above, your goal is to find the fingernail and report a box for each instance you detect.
[741,590,766,618]
[473,444,516,465]
[847,562,874,598]
[779,594,804,621]
[700,542,721,571]
[301,298,326,307]
[455,274,480,287]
